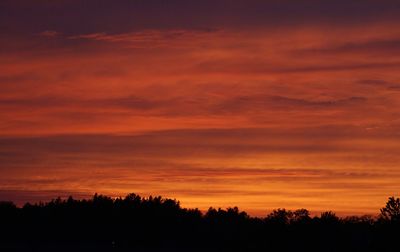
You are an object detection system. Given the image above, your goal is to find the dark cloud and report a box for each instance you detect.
[100,96,172,110]
[0,73,41,83]
[195,59,400,75]
[267,96,366,108]
[387,85,400,91]
[2,0,400,36]
[1,126,398,169]
[212,95,367,115]
[357,79,391,86]
[0,133,336,165]
[296,38,400,56]
[0,92,368,118]
[0,96,71,107]
[0,96,166,111]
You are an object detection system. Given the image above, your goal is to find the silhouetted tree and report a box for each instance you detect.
[380,196,400,222]
[0,201,16,211]
[292,208,311,223]
[320,211,339,223]
[0,193,399,252]
[266,208,293,225]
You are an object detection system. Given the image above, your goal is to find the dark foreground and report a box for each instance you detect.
[1,194,399,252]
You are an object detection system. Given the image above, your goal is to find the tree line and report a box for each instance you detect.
[0,193,399,251]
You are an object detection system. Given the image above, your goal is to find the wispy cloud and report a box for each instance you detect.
[38,30,61,38]
[68,29,219,48]
[295,38,400,56]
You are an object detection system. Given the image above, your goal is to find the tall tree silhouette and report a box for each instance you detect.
[380,196,400,222]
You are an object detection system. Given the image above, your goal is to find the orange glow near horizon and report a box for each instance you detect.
[1,2,400,216]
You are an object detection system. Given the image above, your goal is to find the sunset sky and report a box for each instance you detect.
[1,0,400,216]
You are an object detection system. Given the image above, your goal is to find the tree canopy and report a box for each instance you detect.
[0,194,399,252]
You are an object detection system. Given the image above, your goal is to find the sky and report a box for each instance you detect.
[1,0,400,216]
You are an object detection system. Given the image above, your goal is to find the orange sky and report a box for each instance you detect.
[1,1,400,216]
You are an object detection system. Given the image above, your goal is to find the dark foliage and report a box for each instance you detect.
[0,194,399,252]
[380,196,400,222]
